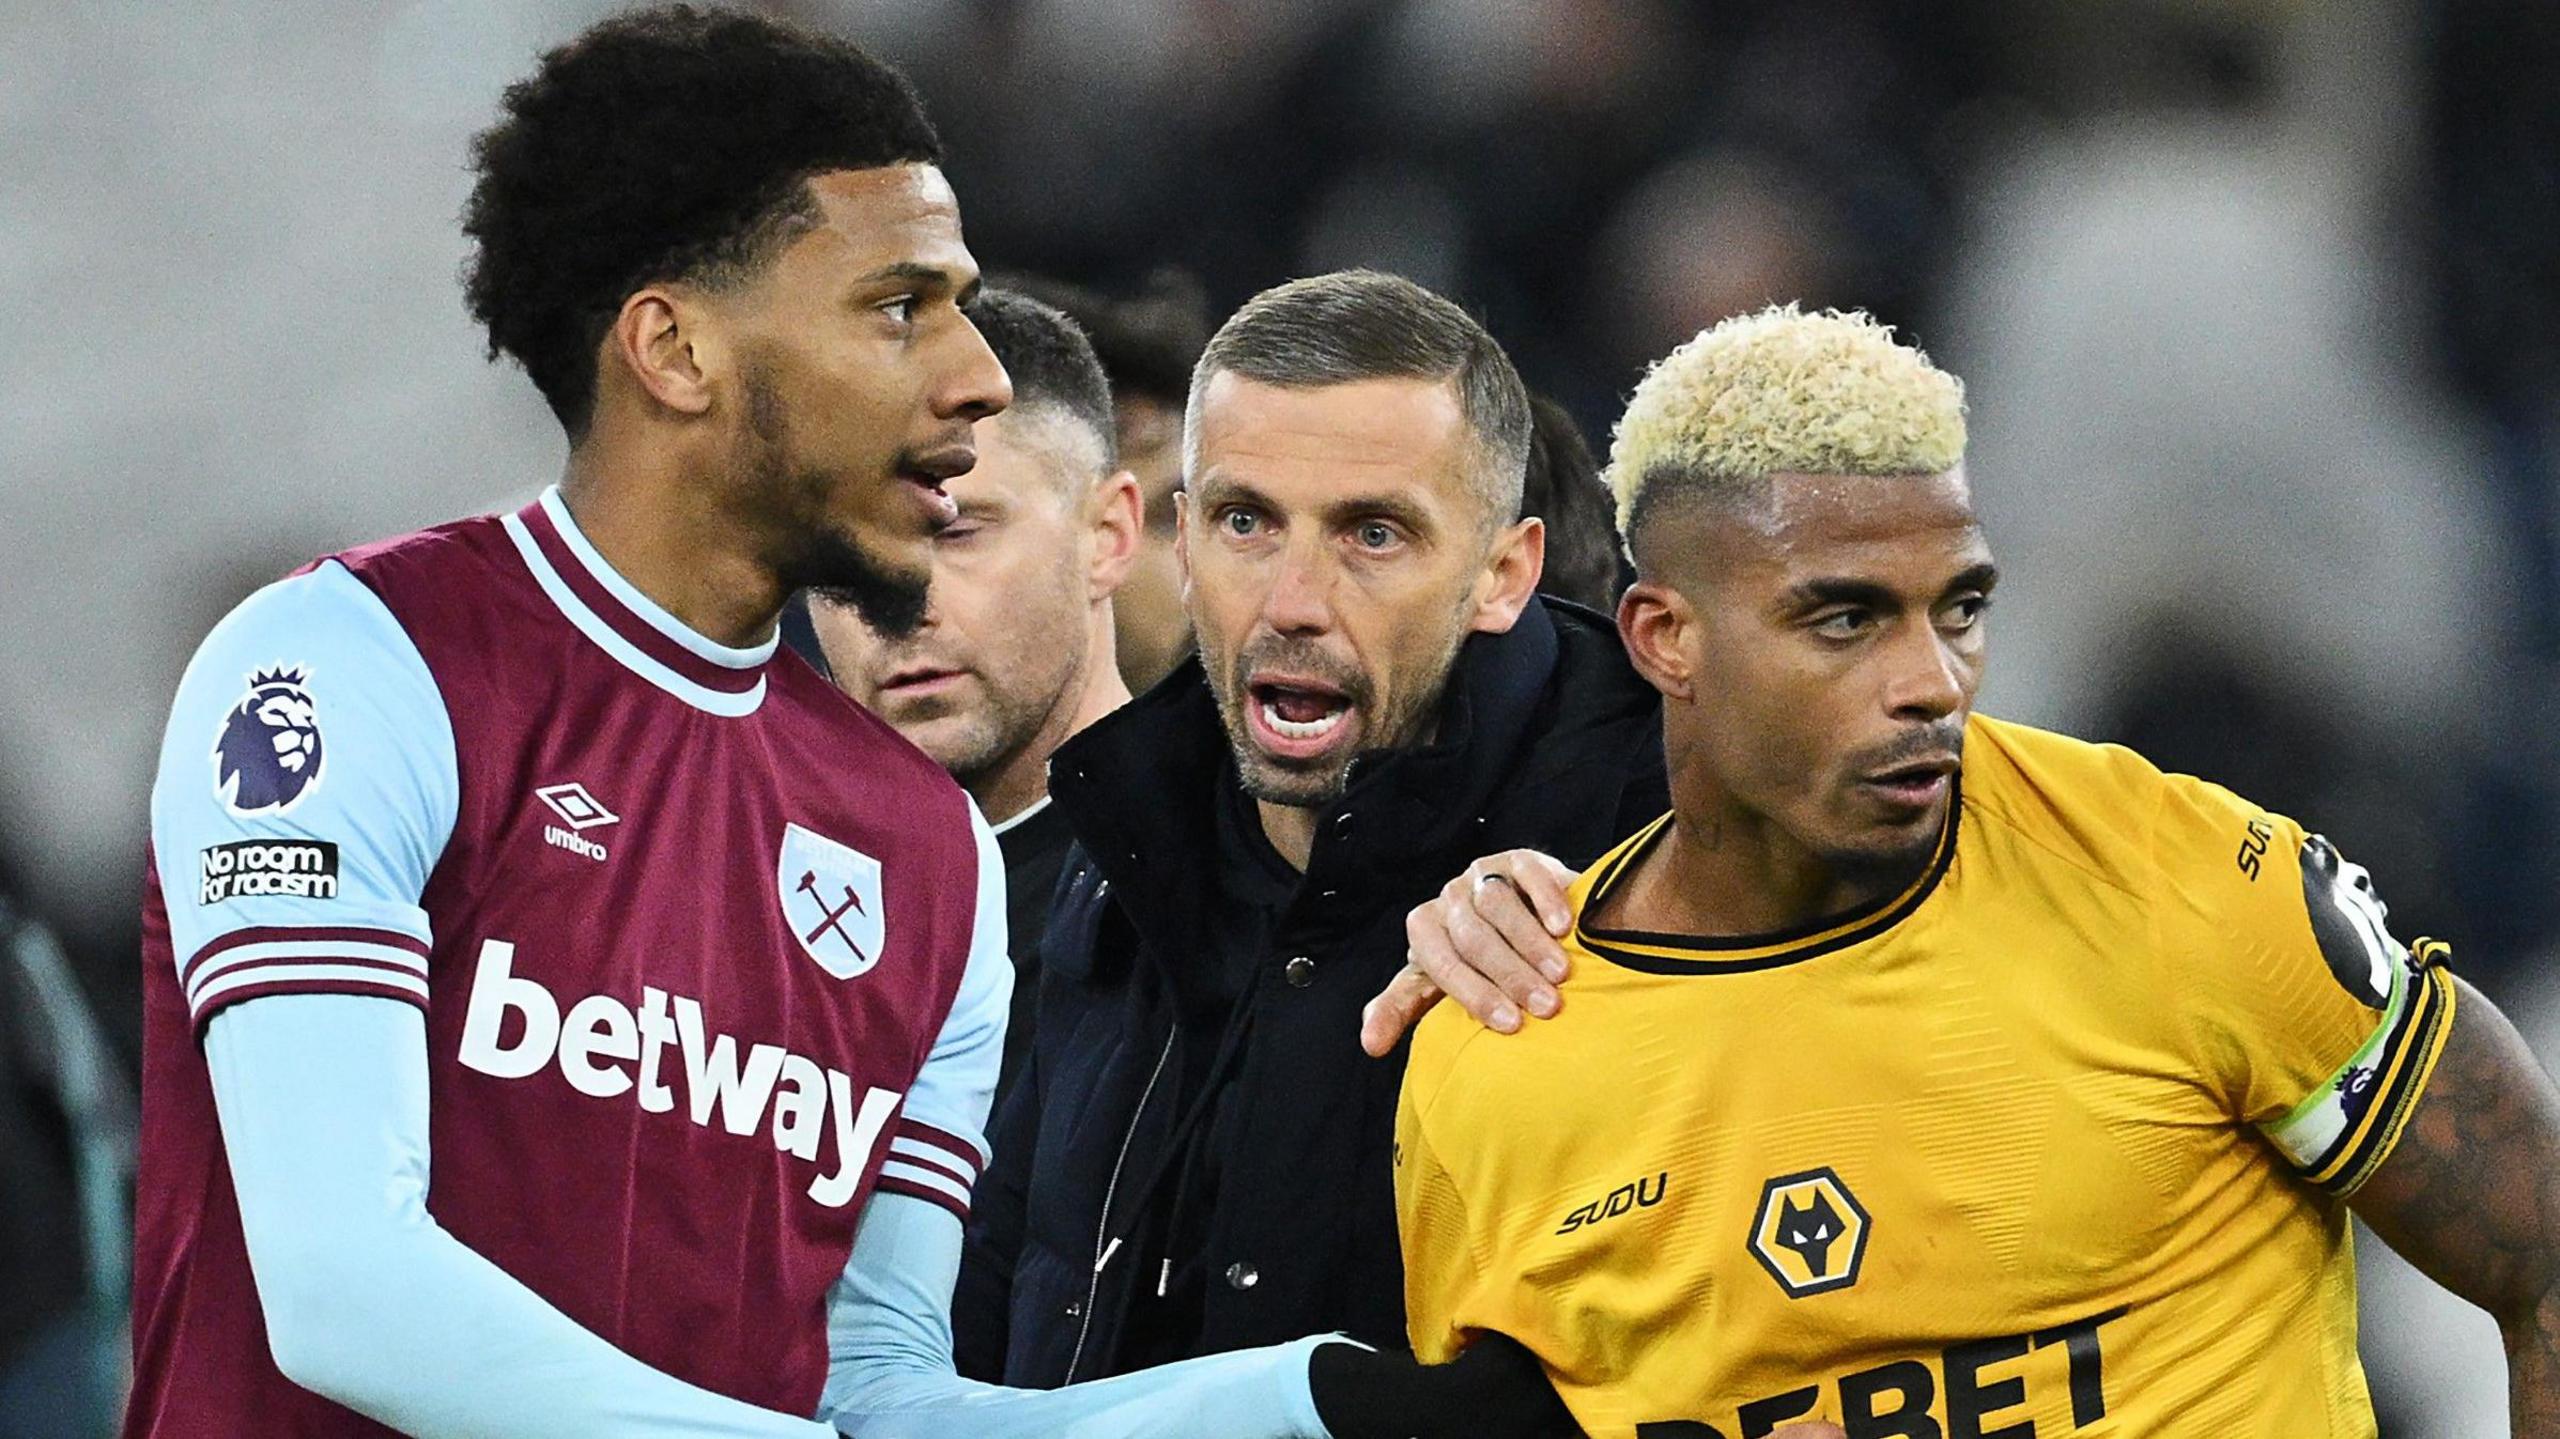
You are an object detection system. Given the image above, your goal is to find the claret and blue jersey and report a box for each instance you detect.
[131,488,1009,1434]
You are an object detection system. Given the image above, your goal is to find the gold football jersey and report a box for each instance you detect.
[1397,715,2455,1439]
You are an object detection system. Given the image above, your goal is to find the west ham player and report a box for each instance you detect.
[1381,308,2560,1436]
[131,10,1543,1437]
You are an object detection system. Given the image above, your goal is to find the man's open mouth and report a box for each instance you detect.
[1246,674,1357,755]
[897,447,975,525]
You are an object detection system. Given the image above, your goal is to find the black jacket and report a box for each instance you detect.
[954,598,1667,1386]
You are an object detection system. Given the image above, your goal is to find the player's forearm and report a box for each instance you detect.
[2508,1287,2560,1439]
[823,1194,1331,1438]
[211,996,832,1439]
[252,1217,832,1437]
[2345,977,2560,1438]
[827,1336,1334,1439]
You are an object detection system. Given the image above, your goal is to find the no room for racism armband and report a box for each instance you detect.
[199,840,341,905]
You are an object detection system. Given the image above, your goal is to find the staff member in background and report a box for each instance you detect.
[813,288,1138,1094]
[1008,272,1216,695]
[1521,392,1628,615]
[954,269,1668,1394]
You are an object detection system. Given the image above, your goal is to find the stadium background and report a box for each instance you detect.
[3,0,2555,1432]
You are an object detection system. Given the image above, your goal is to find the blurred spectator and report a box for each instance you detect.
[1941,122,2504,762]
[1519,393,1623,613]
[1594,149,1842,380]
[1006,270,1216,695]
[0,890,133,1439]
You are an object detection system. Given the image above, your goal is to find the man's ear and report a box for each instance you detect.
[1618,579,1697,704]
[1172,489,1194,601]
[1467,517,1546,635]
[1087,470,1143,601]
[604,287,721,419]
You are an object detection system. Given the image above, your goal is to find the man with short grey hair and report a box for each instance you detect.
[1181,269,1532,532]
[953,271,1667,1427]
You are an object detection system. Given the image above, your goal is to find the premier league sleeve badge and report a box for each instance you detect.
[213,664,325,815]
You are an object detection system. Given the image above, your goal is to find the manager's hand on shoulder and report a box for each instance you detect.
[1308,1334,1582,1439]
[1360,849,1578,1057]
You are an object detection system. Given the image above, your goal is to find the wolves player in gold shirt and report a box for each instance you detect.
[1386,307,2560,1438]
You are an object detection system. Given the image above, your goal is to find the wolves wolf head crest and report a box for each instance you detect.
[1776,1189,1846,1275]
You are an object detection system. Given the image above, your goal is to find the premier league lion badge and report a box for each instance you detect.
[213,665,325,815]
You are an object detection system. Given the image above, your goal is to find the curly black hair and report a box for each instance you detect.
[463,5,943,436]
[965,289,1116,470]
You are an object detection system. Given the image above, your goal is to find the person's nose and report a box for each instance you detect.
[1883,620,1965,725]
[935,314,1011,425]
[1259,537,1339,637]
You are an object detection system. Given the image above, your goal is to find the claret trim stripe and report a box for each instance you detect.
[179,924,434,1033]
[897,1117,992,1171]
[502,492,769,717]
[878,1117,985,1221]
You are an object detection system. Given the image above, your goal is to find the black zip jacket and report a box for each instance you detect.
[953,598,1667,1385]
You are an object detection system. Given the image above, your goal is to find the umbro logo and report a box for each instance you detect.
[538,782,618,829]
[536,782,617,861]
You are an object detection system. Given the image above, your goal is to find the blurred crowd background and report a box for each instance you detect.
[4,0,2556,1433]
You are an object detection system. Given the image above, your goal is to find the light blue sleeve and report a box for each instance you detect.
[207,993,837,1437]
[819,808,1336,1439]
[181,567,833,1436]
[819,1195,1335,1439]
[150,562,456,1031]
[872,805,1011,1218]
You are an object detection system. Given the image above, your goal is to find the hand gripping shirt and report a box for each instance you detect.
[1397,714,2456,1439]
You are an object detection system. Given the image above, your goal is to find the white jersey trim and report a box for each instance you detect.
[187,939,430,1006]
[536,488,778,670]
[887,1133,980,1187]
[502,510,768,718]
[987,793,1053,836]
[875,1159,972,1211]
[193,963,432,1011]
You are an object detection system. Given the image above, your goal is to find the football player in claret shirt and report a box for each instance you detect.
[1384,307,2560,1438]
[130,9,1559,1438]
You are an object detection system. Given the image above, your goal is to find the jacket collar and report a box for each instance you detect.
[1051,599,1565,968]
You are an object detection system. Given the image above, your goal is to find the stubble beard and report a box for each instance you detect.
[1810,720,1967,896]
[742,364,933,640]
[1208,599,1473,811]
[1813,827,1944,900]
[941,604,1089,791]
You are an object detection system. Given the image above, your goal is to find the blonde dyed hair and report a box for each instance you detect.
[1606,305,1967,536]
